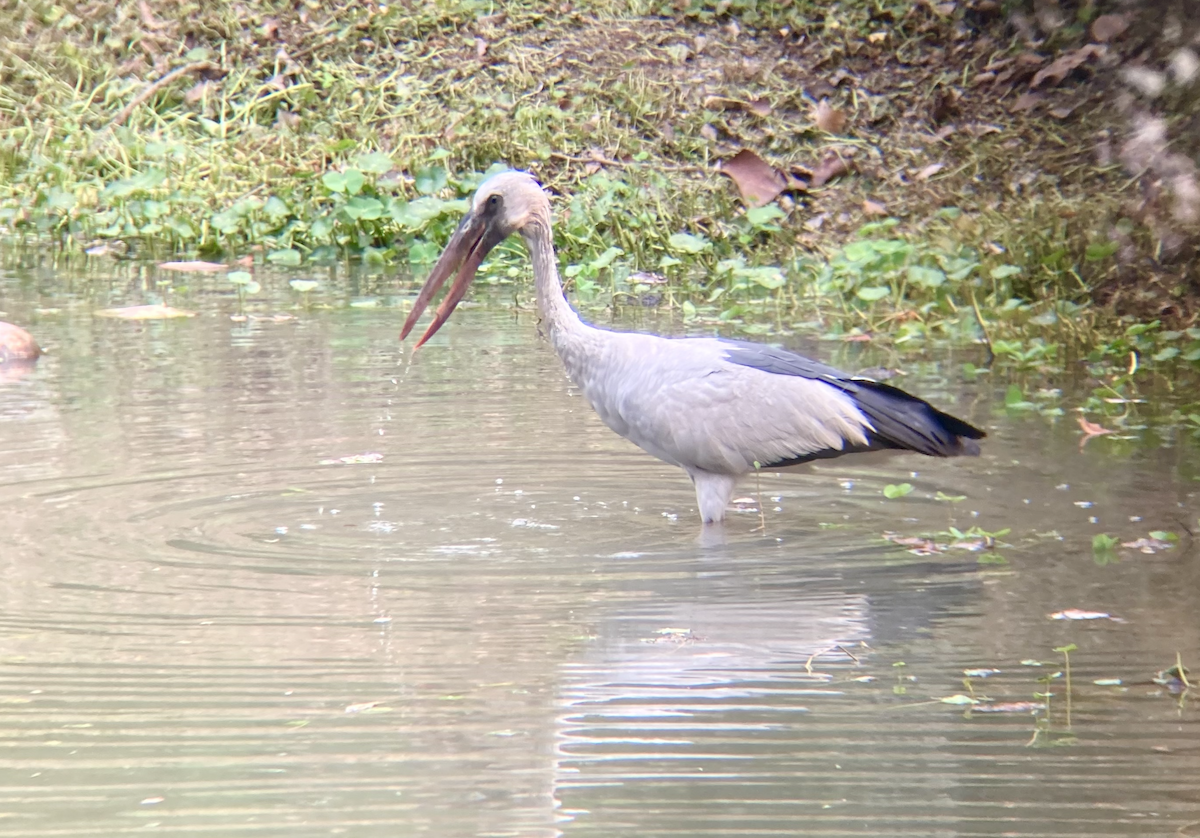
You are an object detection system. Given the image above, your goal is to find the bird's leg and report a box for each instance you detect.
[688,469,739,525]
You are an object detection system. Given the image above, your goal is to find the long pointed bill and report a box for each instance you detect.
[399,210,508,348]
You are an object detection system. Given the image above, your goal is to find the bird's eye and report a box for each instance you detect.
[487,195,500,207]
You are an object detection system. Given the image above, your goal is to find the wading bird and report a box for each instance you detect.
[401,171,984,524]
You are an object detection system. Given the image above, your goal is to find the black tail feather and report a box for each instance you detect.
[847,379,984,457]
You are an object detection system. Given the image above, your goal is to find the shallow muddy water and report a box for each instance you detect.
[1,264,1198,837]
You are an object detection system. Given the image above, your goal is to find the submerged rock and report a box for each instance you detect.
[0,321,42,363]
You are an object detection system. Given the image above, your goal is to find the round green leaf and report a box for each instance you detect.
[322,171,347,193]
[856,286,890,301]
[355,152,394,174]
[667,232,711,254]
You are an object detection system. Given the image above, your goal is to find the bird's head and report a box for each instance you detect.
[400,170,549,347]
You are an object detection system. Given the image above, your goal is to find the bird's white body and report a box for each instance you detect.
[403,171,983,524]
[554,327,872,521]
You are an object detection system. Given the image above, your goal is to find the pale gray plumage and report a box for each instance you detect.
[401,170,985,524]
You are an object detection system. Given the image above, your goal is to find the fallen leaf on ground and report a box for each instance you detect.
[96,305,197,319]
[184,80,216,105]
[158,260,227,272]
[1091,14,1129,42]
[719,149,786,207]
[914,162,945,181]
[862,199,888,216]
[812,99,847,133]
[1049,609,1124,622]
[966,123,1003,136]
[810,153,851,187]
[1030,44,1106,89]
[1011,91,1043,112]
[744,98,772,117]
[704,96,771,117]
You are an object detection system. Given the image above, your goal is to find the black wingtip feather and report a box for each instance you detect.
[851,380,985,458]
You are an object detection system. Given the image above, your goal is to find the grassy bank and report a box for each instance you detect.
[1,0,1198,383]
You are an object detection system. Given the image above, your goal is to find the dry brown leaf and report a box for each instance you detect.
[745,98,772,117]
[719,149,786,207]
[703,96,771,117]
[1030,44,1106,89]
[914,162,945,181]
[810,153,851,188]
[1078,417,1113,437]
[784,172,809,192]
[1091,14,1129,43]
[158,260,227,272]
[96,305,197,320]
[813,99,847,133]
[966,122,1003,136]
[1011,91,1043,112]
[699,123,719,143]
[138,0,168,30]
[1048,105,1075,120]
[184,80,215,105]
[1121,537,1173,554]
[0,321,42,362]
[1078,416,1114,450]
[883,531,946,555]
[862,199,888,216]
[867,31,888,44]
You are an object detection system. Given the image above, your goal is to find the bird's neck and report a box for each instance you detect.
[523,220,585,346]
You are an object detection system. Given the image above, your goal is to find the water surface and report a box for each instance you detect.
[1,264,1198,837]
